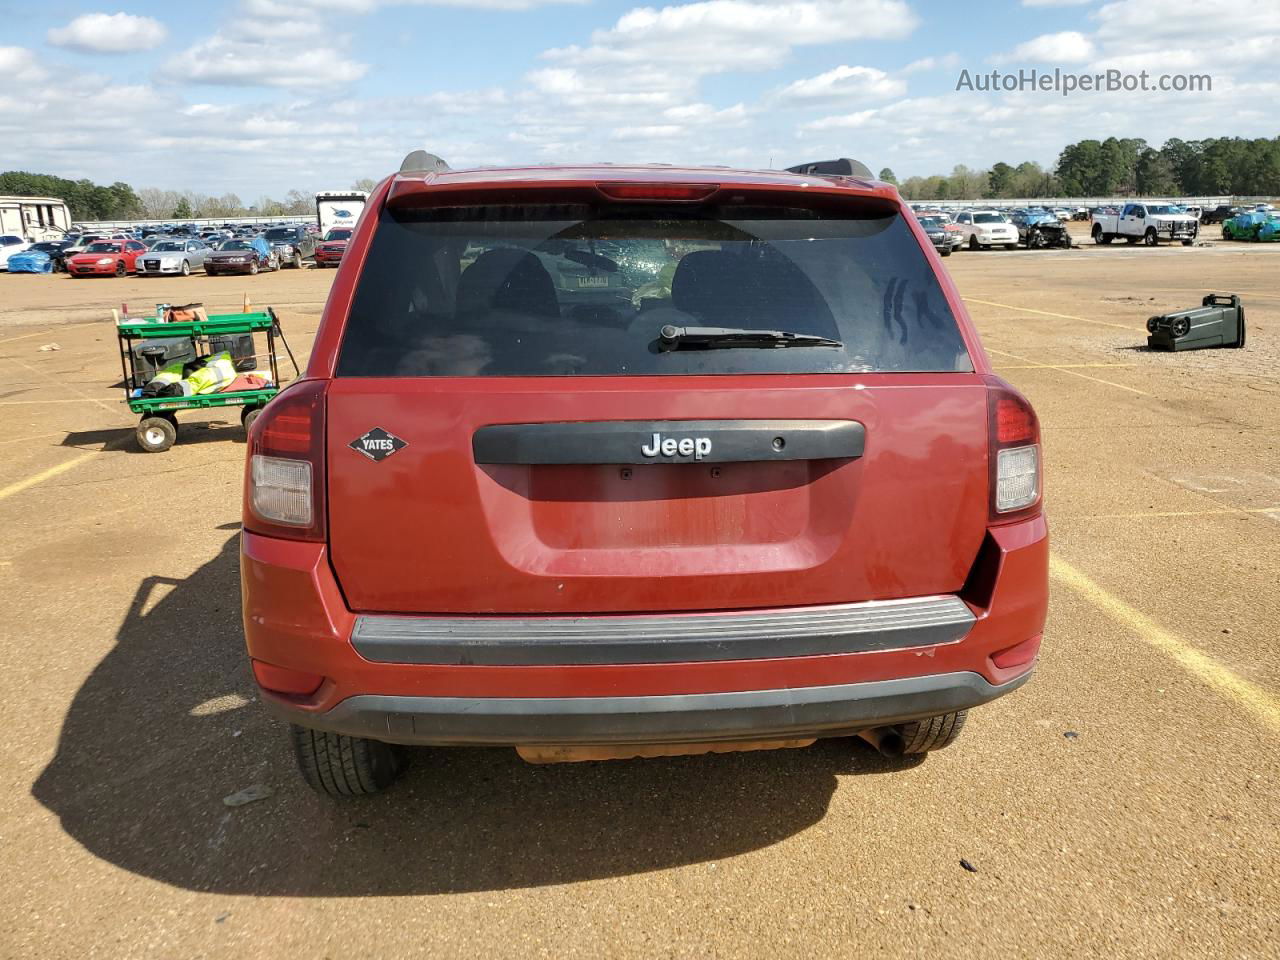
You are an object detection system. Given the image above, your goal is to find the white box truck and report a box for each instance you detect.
[316,191,368,236]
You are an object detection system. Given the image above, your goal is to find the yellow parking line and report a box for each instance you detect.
[0,399,124,406]
[0,452,97,503]
[0,354,127,421]
[1061,507,1279,520]
[995,363,1137,370]
[1050,554,1280,733]
[963,296,1132,330]
[0,319,105,345]
[987,348,1150,397]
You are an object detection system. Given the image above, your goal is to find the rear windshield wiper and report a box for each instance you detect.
[658,324,843,350]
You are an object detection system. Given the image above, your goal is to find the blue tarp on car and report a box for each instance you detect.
[7,250,53,273]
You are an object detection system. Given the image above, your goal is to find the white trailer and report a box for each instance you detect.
[0,196,72,241]
[316,191,368,235]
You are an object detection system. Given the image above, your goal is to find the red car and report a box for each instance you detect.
[313,228,352,267]
[242,153,1048,796]
[67,239,147,277]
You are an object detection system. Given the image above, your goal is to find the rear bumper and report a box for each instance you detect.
[262,670,1031,746]
[242,514,1047,744]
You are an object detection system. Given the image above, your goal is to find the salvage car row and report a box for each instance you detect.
[913,207,1071,252]
[1,226,354,276]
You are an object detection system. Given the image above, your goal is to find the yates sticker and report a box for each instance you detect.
[349,427,407,462]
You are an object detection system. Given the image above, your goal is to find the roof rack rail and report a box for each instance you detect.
[785,158,874,179]
[400,151,451,175]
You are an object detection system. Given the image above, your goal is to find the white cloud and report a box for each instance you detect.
[549,0,918,74]
[0,46,49,84]
[47,13,168,54]
[164,33,367,88]
[902,54,960,74]
[775,65,906,103]
[995,31,1095,64]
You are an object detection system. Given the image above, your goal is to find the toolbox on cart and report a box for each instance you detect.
[129,337,198,389]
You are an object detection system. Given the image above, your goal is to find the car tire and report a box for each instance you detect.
[940,247,951,257]
[1144,228,1158,246]
[136,414,177,453]
[291,724,404,797]
[293,251,304,269]
[968,235,979,251]
[249,260,259,275]
[1182,239,1194,246]
[114,260,127,277]
[899,710,967,754]
[242,406,261,434]
[181,260,190,276]
[1092,226,1104,244]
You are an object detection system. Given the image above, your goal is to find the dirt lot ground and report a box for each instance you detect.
[2,230,1277,959]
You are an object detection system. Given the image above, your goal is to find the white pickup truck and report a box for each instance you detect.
[1091,202,1199,246]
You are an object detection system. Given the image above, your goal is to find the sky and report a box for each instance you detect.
[1,0,1277,197]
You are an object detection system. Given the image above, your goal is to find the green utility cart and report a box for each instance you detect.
[116,308,298,452]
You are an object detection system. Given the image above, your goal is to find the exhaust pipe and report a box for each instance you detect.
[856,726,905,758]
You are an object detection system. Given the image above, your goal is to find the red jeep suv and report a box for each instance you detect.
[241,153,1047,796]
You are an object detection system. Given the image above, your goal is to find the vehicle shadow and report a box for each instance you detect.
[33,532,920,897]
[61,420,248,453]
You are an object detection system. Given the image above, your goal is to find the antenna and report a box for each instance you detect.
[400,151,451,175]
[784,158,874,179]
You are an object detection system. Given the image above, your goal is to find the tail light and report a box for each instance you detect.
[983,375,1041,522]
[244,379,327,541]
[597,182,719,202]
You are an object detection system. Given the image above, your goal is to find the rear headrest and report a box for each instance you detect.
[456,248,560,319]
[670,247,836,336]
[670,250,745,323]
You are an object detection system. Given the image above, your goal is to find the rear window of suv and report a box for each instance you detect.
[336,203,972,377]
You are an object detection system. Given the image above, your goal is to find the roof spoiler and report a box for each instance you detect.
[400,150,451,175]
[785,158,874,179]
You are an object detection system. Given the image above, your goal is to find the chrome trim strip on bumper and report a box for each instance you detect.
[351,595,976,666]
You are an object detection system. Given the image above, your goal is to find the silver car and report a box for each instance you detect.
[135,239,211,277]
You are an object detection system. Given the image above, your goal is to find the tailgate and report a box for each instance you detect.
[326,377,989,614]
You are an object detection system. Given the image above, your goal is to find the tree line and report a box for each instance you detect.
[0,171,142,221]
[887,136,1280,201]
[1,172,380,222]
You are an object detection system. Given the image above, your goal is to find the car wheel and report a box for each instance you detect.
[899,710,967,754]
[114,260,127,277]
[1182,239,1194,246]
[293,251,304,269]
[940,247,951,257]
[180,260,190,276]
[136,415,177,453]
[968,235,979,251]
[249,260,259,275]
[1144,228,1158,246]
[241,406,261,434]
[1092,225,1103,244]
[291,724,404,797]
